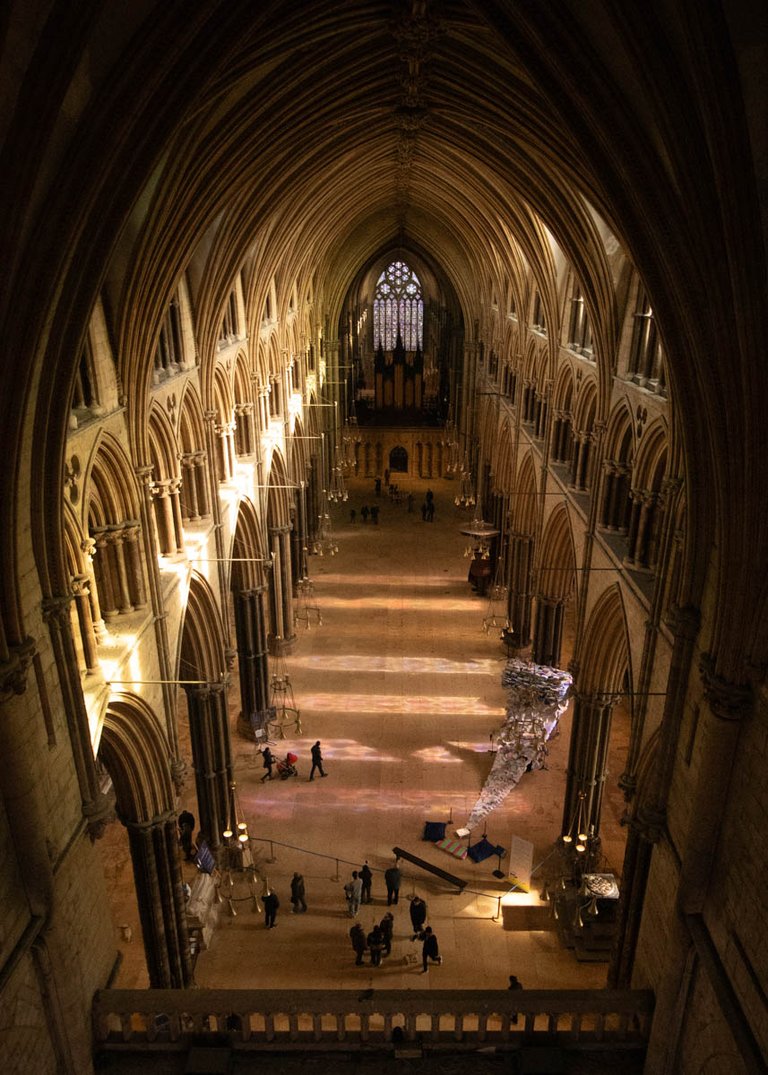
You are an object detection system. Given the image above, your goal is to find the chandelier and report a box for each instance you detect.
[327,445,348,502]
[341,409,362,471]
[294,550,322,628]
[312,490,338,556]
[267,639,302,739]
[441,416,460,474]
[562,790,589,852]
[454,456,476,507]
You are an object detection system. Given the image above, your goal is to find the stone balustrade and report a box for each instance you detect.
[93,988,653,1053]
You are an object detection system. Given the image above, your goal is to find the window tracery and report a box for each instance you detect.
[373,260,423,350]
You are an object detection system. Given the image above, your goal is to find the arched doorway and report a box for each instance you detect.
[389,445,408,473]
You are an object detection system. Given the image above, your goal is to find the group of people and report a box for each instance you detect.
[258,740,327,782]
[348,892,441,972]
[352,503,380,525]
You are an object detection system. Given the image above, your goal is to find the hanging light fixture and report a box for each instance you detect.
[312,490,338,556]
[454,455,476,507]
[562,790,589,850]
[267,638,302,739]
[327,445,348,502]
[294,549,322,628]
[223,781,250,845]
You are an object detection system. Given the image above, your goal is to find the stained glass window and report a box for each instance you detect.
[373,261,424,350]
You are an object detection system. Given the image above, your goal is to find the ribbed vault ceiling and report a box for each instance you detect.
[111,0,615,333]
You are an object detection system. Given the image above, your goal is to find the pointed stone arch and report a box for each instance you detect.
[506,453,539,646]
[178,382,210,522]
[563,585,632,839]
[148,402,183,556]
[263,451,296,647]
[233,349,256,458]
[177,573,232,850]
[626,420,670,572]
[98,693,191,988]
[599,402,634,534]
[532,503,577,667]
[212,363,236,482]
[230,497,271,738]
[551,364,576,464]
[85,432,146,624]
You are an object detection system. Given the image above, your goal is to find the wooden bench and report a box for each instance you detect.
[392,846,467,891]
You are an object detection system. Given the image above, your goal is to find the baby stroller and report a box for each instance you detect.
[276,752,298,779]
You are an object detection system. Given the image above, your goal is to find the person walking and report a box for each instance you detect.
[290,872,307,913]
[263,888,280,929]
[417,926,442,972]
[360,861,373,904]
[409,895,428,938]
[370,504,379,524]
[361,505,369,523]
[380,911,394,956]
[309,740,327,780]
[350,922,367,965]
[384,861,401,905]
[367,924,385,967]
[260,746,274,782]
[407,492,414,513]
[421,501,427,521]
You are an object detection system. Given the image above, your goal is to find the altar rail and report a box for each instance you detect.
[93,988,653,1053]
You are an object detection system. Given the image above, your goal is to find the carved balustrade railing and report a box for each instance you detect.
[94,988,653,1052]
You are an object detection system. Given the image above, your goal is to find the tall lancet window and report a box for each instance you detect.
[374,260,423,350]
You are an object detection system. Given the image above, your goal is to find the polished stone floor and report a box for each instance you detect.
[100,476,630,994]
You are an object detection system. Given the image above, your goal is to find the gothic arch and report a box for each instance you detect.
[532,502,578,667]
[178,383,210,522]
[578,585,632,698]
[98,693,191,989]
[178,571,227,683]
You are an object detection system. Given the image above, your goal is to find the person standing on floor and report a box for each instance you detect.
[508,974,523,1024]
[348,870,363,917]
[309,740,327,780]
[409,894,428,938]
[380,911,394,956]
[360,861,373,904]
[350,923,367,965]
[260,746,274,782]
[361,505,369,523]
[367,924,385,967]
[178,809,195,861]
[384,861,401,905]
[417,926,442,972]
[290,872,307,913]
[263,888,280,929]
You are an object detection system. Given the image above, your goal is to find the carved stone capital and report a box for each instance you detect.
[83,792,115,842]
[0,637,36,701]
[42,594,73,628]
[631,802,666,844]
[699,653,751,721]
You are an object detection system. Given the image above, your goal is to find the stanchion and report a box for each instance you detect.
[332,858,340,882]
[266,840,277,864]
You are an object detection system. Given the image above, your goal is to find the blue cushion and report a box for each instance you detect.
[423,821,447,841]
[467,837,503,863]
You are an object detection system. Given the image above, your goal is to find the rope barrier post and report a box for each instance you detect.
[493,895,502,922]
[332,858,340,882]
[266,840,277,864]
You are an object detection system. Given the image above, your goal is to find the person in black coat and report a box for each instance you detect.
[417,926,442,972]
[309,740,327,780]
[360,861,373,903]
[263,888,280,928]
[290,872,307,913]
[379,912,394,956]
[261,746,274,782]
[384,863,401,905]
[409,895,428,938]
[367,925,385,966]
[178,810,195,861]
[350,923,367,965]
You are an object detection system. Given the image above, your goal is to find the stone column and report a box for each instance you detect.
[270,526,295,646]
[506,532,533,647]
[107,527,133,613]
[71,574,98,673]
[184,682,232,851]
[91,530,118,620]
[562,691,617,840]
[532,596,565,668]
[233,587,270,727]
[180,454,199,521]
[124,812,192,988]
[678,655,751,914]
[169,477,184,552]
[152,480,176,555]
[123,523,146,609]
